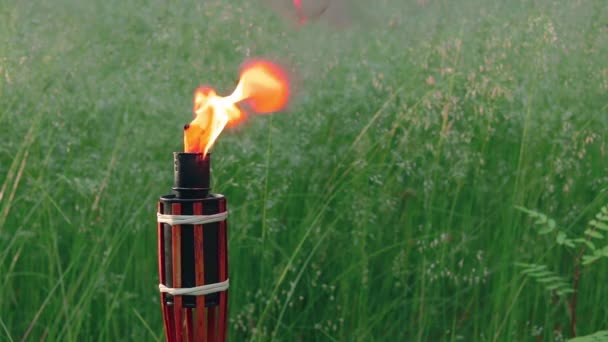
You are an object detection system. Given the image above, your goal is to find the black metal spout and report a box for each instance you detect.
[173,152,211,198]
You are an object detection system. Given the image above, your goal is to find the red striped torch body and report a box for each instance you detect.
[156,59,289,341]
[157,152,229,342]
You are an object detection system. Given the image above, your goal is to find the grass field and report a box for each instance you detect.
[1,0,608,340]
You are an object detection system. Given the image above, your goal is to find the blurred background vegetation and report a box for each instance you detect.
[1,0,607,340]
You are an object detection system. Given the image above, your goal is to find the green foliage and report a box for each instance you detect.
[569,330,608,342]
[515,206,558,235]
[515,263,574,296]
[1,0,607,341]
[517,205,608,265]
[517,204,608,338]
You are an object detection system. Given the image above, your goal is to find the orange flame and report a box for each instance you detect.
[184,60,289,155]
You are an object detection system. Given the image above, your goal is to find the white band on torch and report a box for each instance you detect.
[157,211,228,225]
[158,279,229,296]
[157,212,229,296]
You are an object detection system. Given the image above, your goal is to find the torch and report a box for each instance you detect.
[156,60,289,342]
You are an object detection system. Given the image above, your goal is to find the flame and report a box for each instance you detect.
[184,60,289,155]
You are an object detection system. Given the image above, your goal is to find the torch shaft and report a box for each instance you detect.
[158,152,228,341]
[171,203,184,342]
[194,202,207,341]
[186,310,194,342]
[158,203,173,342]
[218,198,228,342]
[207,308,217,341]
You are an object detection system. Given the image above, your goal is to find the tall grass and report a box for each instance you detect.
[1,0,607,340]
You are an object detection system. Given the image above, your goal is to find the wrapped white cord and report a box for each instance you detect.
[157,211,228,225]
[159,279,229,296]
[157,211,229,296]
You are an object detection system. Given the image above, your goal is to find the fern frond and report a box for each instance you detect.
[573,238,596,251]
[598,205,608,219]
[516,206,557,234]
[585,229,604,240]
[580,205,608,265]
[568,330,608,342]
[592,205,608,230]
[516,262,545,274]
[556,232,576,247]
[515,263,573,296]
[582,254,602,265]
[590,220,608,232]
[556,288,575,296]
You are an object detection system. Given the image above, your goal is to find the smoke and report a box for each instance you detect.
[248,0,418,110]
[261,0,358,29]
